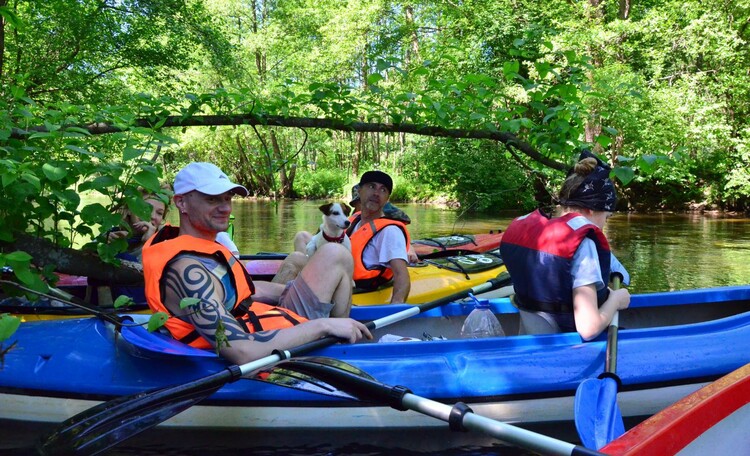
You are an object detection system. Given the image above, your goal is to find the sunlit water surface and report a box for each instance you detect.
[226,200,750,293]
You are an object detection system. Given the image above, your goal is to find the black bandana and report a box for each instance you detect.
[559,150,618,212]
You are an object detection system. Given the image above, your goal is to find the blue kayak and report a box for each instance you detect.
[2,285,750,448]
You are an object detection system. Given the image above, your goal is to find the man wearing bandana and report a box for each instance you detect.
[500,151,631,340]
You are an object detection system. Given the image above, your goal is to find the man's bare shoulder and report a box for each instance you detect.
[162,253,227,310]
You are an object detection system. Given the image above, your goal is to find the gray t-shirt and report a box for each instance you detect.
[572,238,630,290]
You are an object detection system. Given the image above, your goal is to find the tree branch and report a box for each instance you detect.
[11,114,568,171]
[3,234,143,284]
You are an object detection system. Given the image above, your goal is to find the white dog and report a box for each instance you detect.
[306,202,352,257]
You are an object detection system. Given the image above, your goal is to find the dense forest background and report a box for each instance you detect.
[1,0,749,288]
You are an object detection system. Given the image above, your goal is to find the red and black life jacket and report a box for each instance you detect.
[499,209,611,313]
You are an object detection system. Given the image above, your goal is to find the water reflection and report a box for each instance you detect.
[212,200,750,294]
[608,213,750,292]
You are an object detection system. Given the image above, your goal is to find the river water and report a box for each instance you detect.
[228,200,750,293]
[7,201,750,455]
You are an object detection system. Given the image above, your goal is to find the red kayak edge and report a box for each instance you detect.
[602,363,750,455]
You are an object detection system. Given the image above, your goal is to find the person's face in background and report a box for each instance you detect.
[144,197,167,228]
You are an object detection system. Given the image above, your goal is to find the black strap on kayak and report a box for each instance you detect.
[424,249,505,278]
[413,234,477,250]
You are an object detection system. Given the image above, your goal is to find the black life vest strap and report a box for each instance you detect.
[238,304,304,332]
[176,329,202,345]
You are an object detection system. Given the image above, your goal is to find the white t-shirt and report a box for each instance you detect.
[215,231,239,257]
[359,224,408,269]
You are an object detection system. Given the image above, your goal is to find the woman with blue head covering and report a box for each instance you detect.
[500,150,631,340]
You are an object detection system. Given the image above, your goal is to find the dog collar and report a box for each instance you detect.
[322,232,346,243]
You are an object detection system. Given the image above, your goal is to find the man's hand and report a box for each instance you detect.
[320,318,373,343]
[132,220,157,241]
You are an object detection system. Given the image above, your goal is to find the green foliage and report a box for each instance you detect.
[293,169,350,199]
[180,297,201,309]
[0,0,748,294]
[147,312,168,332]
[404,139,536,211]
[0,94,172,284]
[0,313,21,343]
[389,177,416,203]
[113,295,136,310]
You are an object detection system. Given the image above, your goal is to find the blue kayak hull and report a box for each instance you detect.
[2,285,750,435]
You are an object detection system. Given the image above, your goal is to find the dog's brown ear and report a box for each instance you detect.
[341,203,352,217]
[318,202,333,214]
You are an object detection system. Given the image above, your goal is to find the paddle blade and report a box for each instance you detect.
[38,369,233,455]
[257,356,374,399]
[574,377,625,449]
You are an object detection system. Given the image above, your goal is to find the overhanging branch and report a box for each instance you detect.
[3,234,143,284]
[11,114,568,171]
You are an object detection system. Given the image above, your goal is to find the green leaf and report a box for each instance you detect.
[0,6,24,31]
[375,59,391,72]
[12,266,48,293]
[613,167,635,186]
[4,251,32,262]
[148,312,169,332]
[180,297,201,309]
[503,61,520,79]
[114,295,135,309]
[133,170,161,191]
[596,135,612,148]
[80,203,122,227]
[62,126,91,136]
[0,314,21,343]
[535,62,551,79]
[65,144,93,156]
[21,173,41,191]
[42,163,68,182]
[367,74,384,85]
[122,146,145,161]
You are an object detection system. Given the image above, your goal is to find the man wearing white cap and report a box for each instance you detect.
[142,162,371,365]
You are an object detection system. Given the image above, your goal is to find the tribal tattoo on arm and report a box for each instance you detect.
[162,258,257,347]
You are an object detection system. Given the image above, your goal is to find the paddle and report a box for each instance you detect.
[39,272,512,456]
[574,274,625,449]
[263,357,606,456]
[0,279,126,326]
[238,252,289,261]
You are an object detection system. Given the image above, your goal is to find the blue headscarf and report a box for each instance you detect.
[559,150,618,212]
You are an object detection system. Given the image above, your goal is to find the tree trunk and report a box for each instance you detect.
[619,0,631,20]
[0,0,6,82]
[405,5,420,66]
[270,130,292,197]
[252,0,266,79]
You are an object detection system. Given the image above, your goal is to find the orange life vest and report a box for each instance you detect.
[142,226,306,349]
[346,214,411,290]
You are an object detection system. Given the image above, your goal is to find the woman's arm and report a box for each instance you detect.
[573,284,630,341]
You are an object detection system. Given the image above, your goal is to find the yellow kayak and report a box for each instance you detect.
[352,251,506,306]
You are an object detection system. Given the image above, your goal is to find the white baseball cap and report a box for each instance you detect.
[174,162,249,196]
